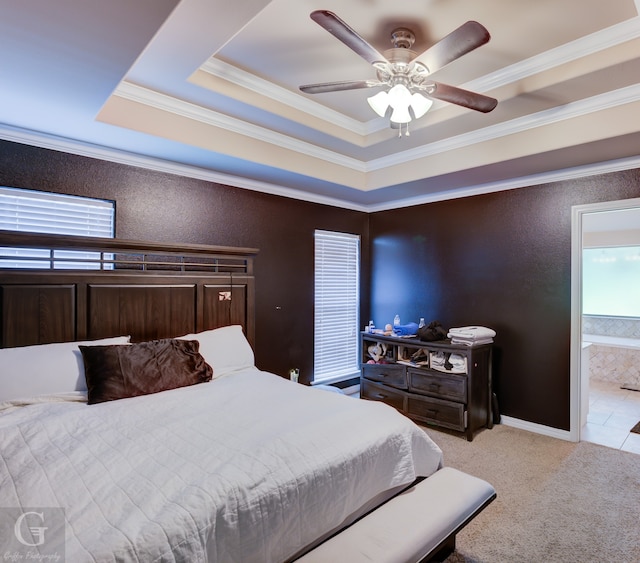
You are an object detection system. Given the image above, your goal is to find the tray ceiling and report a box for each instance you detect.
[2,0,640,210]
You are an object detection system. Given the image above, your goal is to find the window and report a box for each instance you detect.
[314,230,360,383]
[0,187,115,269]
[583,246,640,317]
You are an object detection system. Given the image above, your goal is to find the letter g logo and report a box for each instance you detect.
[14,511,48,547]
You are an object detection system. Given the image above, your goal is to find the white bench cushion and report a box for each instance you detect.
[297,467,495,563]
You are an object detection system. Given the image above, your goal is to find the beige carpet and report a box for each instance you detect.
[421,424,640,563]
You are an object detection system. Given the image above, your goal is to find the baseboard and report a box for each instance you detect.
[500,416,574,442]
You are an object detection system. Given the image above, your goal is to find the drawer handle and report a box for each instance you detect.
[429,383,440,391]
[374,393,387,400]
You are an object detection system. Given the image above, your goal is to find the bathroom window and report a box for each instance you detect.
[0,187,115,269]
[583,246,640,316]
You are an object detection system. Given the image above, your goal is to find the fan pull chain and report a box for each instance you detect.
[397,123,411,138]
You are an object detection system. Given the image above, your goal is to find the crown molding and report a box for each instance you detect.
[1,123,638,215]
[466,16,640,92]
[368,83,640,171]
[116,78,639,182]
[0,124,369,212]
[365,155,640,212]
[116,82,366,173]
[199,58,378,135]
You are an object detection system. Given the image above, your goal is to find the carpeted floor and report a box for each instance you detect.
[421,424,640,563]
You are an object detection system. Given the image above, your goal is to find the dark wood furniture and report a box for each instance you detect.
[0,230,257,348]
[360,332,493,440]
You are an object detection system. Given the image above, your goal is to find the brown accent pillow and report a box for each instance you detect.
[79,339,213,405]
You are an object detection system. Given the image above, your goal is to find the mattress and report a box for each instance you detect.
[0,368,443,562]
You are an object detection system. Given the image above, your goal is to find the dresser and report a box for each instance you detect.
[360,332,493,440]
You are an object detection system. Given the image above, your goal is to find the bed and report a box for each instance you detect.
[0,231,495,562]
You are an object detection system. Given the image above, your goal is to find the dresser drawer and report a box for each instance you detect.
[408,369,467,402]
[362,364,407,389]
[361,380,406,411]
[406,395,465,431]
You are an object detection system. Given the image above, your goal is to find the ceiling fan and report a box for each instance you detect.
[299,10,498,128]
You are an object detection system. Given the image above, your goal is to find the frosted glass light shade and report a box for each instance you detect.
[390,105,412,123]
[411,92,433,118]
[388,84,413,124]
[388,84,412,107]
[367,91,390,117]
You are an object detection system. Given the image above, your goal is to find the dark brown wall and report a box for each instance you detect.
[370,170,640,430]
[3,138,640,429]
[0,140,369,382]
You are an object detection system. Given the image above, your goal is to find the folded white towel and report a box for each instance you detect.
[448,326,496,340]
[450,337,494,347]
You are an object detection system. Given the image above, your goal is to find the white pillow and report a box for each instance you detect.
[177,325,254,378]
[0,336,130,402]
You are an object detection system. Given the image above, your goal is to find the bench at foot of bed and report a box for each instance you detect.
[296,467,496,563]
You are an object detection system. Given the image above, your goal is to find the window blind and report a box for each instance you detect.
[314,230,360,383]
[0,187,115,269]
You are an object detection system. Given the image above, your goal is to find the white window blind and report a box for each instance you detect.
[0,187,115,269]
[314,230,360,383]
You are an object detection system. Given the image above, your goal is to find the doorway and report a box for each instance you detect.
[570,197,640,449]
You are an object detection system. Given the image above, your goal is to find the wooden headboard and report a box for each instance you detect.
[0,230,258,348]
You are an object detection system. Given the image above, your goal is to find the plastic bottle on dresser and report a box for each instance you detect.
[393,314,400,327]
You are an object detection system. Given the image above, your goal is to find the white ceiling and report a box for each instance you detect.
[2,0,640,211]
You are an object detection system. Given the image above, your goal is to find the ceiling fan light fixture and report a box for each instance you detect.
[301,12,497,135]
[367,90,390,117]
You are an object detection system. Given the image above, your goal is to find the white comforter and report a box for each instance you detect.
[0,368,443,562]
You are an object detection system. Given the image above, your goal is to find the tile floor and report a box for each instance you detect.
[582,379,640,454]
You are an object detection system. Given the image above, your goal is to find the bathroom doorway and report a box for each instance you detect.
[570,197,640,450]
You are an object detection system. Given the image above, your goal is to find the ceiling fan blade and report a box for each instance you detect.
[415,21,490,74]
[429,82,497,113]
[300,80,380,94]
[310,10,387,65]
